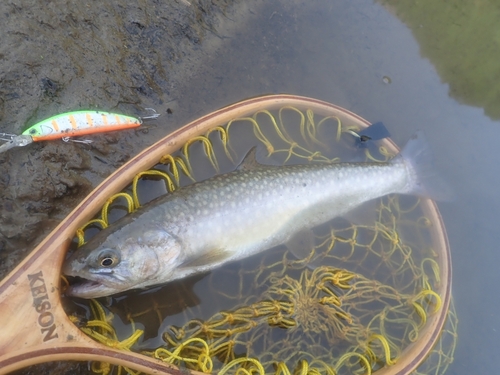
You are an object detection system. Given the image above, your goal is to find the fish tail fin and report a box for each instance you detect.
[393,131,454,201]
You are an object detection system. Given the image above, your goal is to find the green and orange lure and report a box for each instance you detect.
[0,109,159,153]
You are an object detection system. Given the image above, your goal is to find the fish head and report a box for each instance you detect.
[63,228,182,298]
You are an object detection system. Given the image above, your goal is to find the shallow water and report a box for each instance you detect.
[2,0,499,374]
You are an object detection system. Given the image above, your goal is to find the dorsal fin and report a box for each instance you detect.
[236,147,262,171]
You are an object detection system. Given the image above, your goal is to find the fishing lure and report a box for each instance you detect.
[0,109,159,153]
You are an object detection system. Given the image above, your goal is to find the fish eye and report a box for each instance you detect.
[101,257,114,267]
[97,249,120,268]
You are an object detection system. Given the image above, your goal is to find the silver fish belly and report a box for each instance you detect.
[63,131,448,298]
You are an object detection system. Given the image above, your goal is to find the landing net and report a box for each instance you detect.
[65,106,457,375]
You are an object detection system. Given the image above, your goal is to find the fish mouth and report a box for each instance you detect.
[64,276,119,299]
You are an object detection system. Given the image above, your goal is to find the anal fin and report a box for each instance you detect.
[342,200,378,227]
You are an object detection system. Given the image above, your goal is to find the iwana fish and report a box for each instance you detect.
[63,131,450,298]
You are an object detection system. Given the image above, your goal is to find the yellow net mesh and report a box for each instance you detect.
[66,106,457,375]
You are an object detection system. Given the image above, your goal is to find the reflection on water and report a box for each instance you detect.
[379,0,500,120]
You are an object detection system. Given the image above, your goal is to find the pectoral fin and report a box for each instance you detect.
[180,248,233,269]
